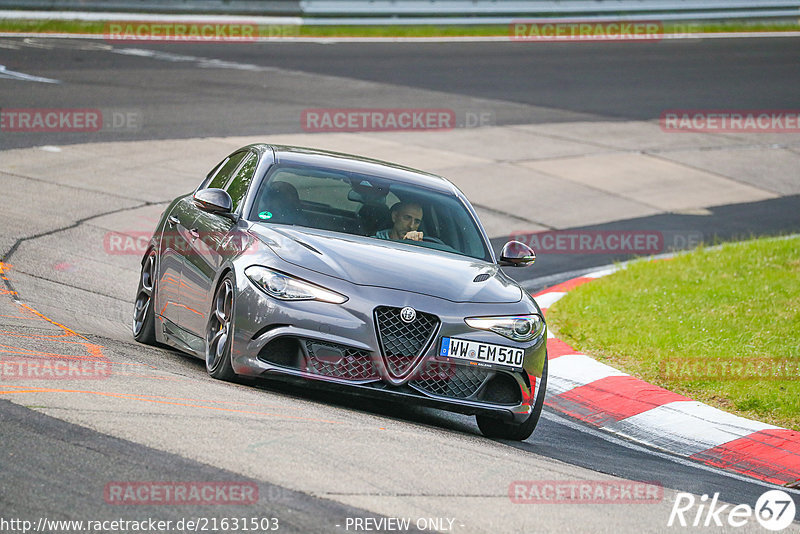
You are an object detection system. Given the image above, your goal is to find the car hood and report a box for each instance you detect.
[249,225,522,304]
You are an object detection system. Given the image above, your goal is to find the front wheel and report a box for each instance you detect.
[476,357,548,441]
[132,251,157,345]
[205,273,237,381]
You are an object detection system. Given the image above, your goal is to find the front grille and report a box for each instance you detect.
[374,306,439,377]
[304,340,378,380]
[411,360,492,399]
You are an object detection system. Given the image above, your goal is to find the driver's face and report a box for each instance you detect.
[392,204,423,235]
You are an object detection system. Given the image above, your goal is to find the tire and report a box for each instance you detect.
[132,251,157,345]
[205,273,237,381]
[476,357,548,441]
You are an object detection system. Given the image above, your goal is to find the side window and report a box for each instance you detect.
[204,151,247,190]
[225,152,258,213]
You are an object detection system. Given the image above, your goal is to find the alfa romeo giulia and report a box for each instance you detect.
[133,144,547,440]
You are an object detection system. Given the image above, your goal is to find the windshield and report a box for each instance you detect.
[248,164,491,261]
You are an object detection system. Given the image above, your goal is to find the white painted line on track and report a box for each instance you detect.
[110,47,283,73]
[0,64,60,83]
[541,409,800,494]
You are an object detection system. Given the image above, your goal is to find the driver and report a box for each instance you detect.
[375,201,423,241]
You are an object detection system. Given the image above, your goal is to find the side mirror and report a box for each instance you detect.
[193,188,237,221]
[498,240,536,267]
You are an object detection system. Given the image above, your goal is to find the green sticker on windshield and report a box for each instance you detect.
[258,211,273,220]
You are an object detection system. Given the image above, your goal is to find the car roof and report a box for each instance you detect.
[245,143,458,195]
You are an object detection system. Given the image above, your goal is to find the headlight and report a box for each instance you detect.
[465,315,544,342]
[245,266,347,304]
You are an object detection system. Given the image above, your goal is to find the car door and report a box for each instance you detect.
[181,150,259,337]
[157,197,199,329]
[164,151,247,337]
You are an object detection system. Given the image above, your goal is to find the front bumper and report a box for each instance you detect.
[229,268,547,424]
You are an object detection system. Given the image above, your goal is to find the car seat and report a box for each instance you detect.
[257,182,307,226]
[358,203,391,236]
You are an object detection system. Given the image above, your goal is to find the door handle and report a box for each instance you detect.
[189,229,200,240]
[167,215,180,226]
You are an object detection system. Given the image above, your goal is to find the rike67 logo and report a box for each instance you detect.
[668,489,796,531]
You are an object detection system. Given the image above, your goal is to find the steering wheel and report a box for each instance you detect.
[422,236,446,245]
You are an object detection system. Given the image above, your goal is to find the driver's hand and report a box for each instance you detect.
[403,231,424,241]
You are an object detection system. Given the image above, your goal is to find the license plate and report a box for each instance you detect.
[439,337,524,371]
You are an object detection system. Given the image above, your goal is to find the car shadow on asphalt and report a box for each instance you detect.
[162,345,786,509]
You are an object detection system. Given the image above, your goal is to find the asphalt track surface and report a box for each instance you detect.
[2,37,800,146]
[2,36,799,283]
[1,36,799,532]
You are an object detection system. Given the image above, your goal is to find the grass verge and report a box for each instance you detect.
[0,19,798,38]
[546,235,800,430]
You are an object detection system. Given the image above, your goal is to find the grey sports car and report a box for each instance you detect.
[133,144,547,440]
